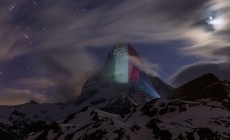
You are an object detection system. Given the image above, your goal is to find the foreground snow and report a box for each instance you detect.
[18,98,230,140]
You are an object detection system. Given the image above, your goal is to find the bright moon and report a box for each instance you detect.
[207,15,226,31]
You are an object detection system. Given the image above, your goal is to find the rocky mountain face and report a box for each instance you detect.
[172,73,230,102]
[74,73,163,114]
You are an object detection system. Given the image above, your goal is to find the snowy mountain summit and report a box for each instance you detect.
[1,43,230,140]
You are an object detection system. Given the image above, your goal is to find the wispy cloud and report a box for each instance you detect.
[129,56,160,76]
[0,87,54,105]
[1,0,230,103]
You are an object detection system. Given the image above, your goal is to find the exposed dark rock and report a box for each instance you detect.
[172,73,230,101]
[148,76,174,97]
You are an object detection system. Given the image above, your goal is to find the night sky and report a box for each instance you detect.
[0,0,230,105]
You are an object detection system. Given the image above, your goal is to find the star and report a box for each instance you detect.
[24,35,29,39]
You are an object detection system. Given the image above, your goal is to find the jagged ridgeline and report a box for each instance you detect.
[102,42,160,98]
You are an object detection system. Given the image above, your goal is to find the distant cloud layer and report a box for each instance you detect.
[0,0,230,104]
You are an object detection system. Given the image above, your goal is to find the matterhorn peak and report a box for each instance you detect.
[74,43,163,113]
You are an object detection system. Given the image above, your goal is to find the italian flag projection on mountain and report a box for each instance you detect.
[103,42,160,98]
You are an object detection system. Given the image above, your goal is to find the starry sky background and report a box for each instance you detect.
[0,0,230,105]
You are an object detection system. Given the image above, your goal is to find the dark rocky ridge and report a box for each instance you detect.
[172,73,230,101]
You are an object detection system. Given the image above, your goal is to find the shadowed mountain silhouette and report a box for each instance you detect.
[172,73,230,101]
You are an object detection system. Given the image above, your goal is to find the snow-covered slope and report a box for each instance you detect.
[25,98,230,140]
[0,101,83,139]
[23,73,230,140]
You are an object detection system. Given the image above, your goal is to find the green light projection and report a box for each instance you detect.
[102,43,129,83]
[114,43,129,83]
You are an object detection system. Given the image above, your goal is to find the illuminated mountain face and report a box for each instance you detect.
[103,43,160,98]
